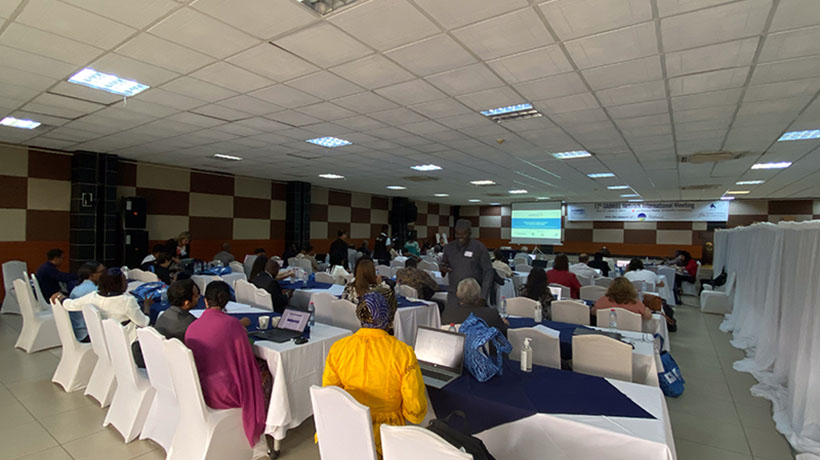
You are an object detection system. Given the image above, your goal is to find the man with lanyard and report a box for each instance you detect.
[439,219,494,308]
[373,224,392,265]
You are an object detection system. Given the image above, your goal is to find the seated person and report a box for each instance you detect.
[403,236,420,256]
[213,242,235,266]
[142,251,172,284]
[442,278,508,335]
[395,258,438,300]
[342,259,396,312]
[53,267,149,343]
[591,277,652,320]
[518,267,554,320]
[491,249,513,278]
[295,245,320,272]
[141,244,166,266]
[281,243,299,268]
[322,292,426,454]
[249,255,268,282]
[587,252,610,277]
[133,279,200,368]
[546,254,582,299]
[67,261,105,342]
[623,258,664,289]
[165,231,192,264]
[358,240,371,258]
[254,248,267,258]
[252,259,292,313]
[185,281,271,454]
[672,250,698,304]
[570,253,599,280]
[35,248,78,299]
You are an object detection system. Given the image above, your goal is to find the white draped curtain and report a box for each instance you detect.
[716,221,820,455]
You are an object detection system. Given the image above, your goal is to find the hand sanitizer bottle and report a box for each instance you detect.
[520,337,533,372]
[534,303,543,323]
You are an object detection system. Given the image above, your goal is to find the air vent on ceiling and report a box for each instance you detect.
[486,193,509,197]
[681,184,720,191]
[402,176,439,182]
[680,151,743,164]
[287,153,321,160]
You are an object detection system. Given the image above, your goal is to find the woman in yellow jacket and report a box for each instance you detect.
[322,291,427,454]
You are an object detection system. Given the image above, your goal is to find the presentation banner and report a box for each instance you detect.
[567,201,729,222]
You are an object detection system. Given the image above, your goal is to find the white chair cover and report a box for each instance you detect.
[2,260,27,314]
[512,257,530,268]
[381,425,472,460]
[315,272,335,284]
[396,284,419,299]
[515,264,532,273]
[102,319,155,442]
[234,279,257,306]
[551,300,591,325]
[51,299,97,392]
[330,298,361,331]
[310,385,378,460]
[700,272,736,314]
[137,327,179,452]
[13,278,60,353]
[390,259,405,268]
[243,254,257,279]
[549,283,570,299]
[376,265,394,278]
[291,258,313,275]
[165,339,252,460]
[681,261,701,296]
[630,279,645,292]
[576,273,594,286]
[418,261,438,271]
[30,273,50,312]
[508,327,561,369]
[229,261,245,273]
[253,288,274,311]
[82,305,117,407]
[572,334,633,382]
[595,307,642,332]
[191,275,220,295]
[580,285,608,302]
[221,272,247,287]
[505,297,539,318]
[593,278,613,288]
[310,292,336,325]
[130,268,160,283]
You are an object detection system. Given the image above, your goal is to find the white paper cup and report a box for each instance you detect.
[258,316,270,330]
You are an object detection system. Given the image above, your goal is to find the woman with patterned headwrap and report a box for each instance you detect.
[321,292,427,454]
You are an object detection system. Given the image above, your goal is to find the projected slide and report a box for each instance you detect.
[511,202,563,245]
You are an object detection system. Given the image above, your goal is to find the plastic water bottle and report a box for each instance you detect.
[520,337,533,372]
[501,296,507,317]
[160,287,168,305]
[308,301,316,327]
[609,309,618,328]
[534,303,543,323]
[448,323,456,332]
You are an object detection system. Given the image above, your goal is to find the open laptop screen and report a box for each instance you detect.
[414,327,465,373]
[278,308,309,332]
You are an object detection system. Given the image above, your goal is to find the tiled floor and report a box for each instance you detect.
[0,295,795,460]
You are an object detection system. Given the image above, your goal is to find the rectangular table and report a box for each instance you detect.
[393,298,441,347]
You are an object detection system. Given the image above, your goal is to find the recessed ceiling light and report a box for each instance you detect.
[621,193,639,197]
[588,173,615,178]
[213,153,242,161]
[470,180,496,186]
[318,174,344,179]
[552,150,591,159]
[468,199,481,203]
[434,193,449,197]
[736,180,764,185]
[628,199,644,202]
[0,116,40,129]
[306,137,351,148]
[68,68,149,96]
[607,185,630,190]
[778,130,820,141]
[726,190,750,195]
[489,202,501,205]
[386,185,406,190]
[536,197,550,200]
[411,164,442,171]
[720,196,735,200]
[508,189,528,194]
[479,103,542,123]
[751,162,791,169]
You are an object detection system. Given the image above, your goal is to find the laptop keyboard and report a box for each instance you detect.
[423,369,454,381]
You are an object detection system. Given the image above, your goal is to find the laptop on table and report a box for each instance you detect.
[413,326,465,389]
[250,308,309,343]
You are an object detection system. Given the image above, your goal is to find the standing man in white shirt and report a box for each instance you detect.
[570,253,599,280]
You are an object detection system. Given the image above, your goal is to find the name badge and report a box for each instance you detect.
[464,251,473,257]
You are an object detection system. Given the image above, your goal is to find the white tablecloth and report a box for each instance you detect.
[655,275,675,307]
[393,300,441,347]
[253,324,351,440]
[644,314,671,353]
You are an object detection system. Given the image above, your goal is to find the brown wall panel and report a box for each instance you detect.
[136,187,190,215]
[564,228,593,242]
[657,221,693,230]
[26,210,69,241]
[311,204,328,222]
[727,214,767,228]
[428,203,439,215]
[768,200,812,215]
[351,207,370,223]
[270,220,286,239]
[0,175,27,208]
[234,196,271,219]
[480,206,501,216]
[189,216,232,240]
[328,190,351,207]
[271,182,287,200]
[118,161,137,186]
[328,222,350,239]
[190,171,234,195]
[372,196,388,210]
[28,151,71,181]
[593,221,624,229]
[623,229,657,244]
[481,227,501,239]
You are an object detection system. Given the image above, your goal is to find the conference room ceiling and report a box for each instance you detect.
[1,0,820,205]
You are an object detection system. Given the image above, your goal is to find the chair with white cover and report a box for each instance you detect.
[253,288,273,311]
[417,260,438,272]
[310,385,378,460]
[242,254,257,279]
[515,264,532,273]
[381,425,472,460]
[681,261,701,297]
[390,259,405,268]
[51,299,96,392]
[376,264,394,278]
[572,334,633,382]
[2,260,27,314]
[594,277,613,288]
[551,300,591,326]
[133,269,160,283]
[234,280,257,305]
[330,299,361,331]
[575,273,594,287]
[549,283,570,299]
[507,328,560,369]
[700,272,736,314]
[315,272,335,284]
[221,272,247,288]
[102,319,155,442]
[137,327,179,452]
[30,273,50,312]
[13,278,60,353]
[82,305,117,407]
[291,258,313,275]
[396,284,418,299]
[630,279,645,292]
[165,338,253,460]
[191,275,219,295]
[311,292,336,325]
[505,297,539,318]
[580,285,608,302]
[229,261,244,273]
[595,307,642,332]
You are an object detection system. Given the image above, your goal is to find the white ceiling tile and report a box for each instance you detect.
[564,22,657,69]
[61,0,177,29]
[385,34,476,76]
[116,99,180,118]
[671,88,743,111]
[502,117,557,133]
[161,76,238,102]
[455,87,523,111]
[596,80,667,107]
[273,23,371,68]
[487,45,573,85]
[115,34,215,74]
[295,102,357,121]
[668,67,750,96]
[24,93,105,119]
[374,79,447,106]
[332,91,400,114]
[190,104,250,121]
[235,117,290,131]
[582,55,662,91]
[769,0,820,32]
[0,0,22,18]
[674,105,737,123]
[149,8,257,59]
[167,111,225,128]
[217,95,283,116]
[426,64,504,96]
[248,84,321,108]
[0,23,103,65]
[49,81,122,104]
[540,0,652,40]
[513,72,587,101]
[192,0,317,39]
[370,108,426,125]
[0,44,78,80]
[437,113,491,129]
[330,54,414,90]
[676,122,730,137]
[16,0,135,49]
[656,0,735,16]
[665,37,759,78]
[536,92,600,114]
[744,78,820,102]
[136,87,207,110]
[228,43,318,82]
[0,65,56,92]
[264,110,323,127]
[607,100,669,119]
[333,115,386,131]
[661,0,772,52]
[758,26,820,63]
[751,55,820,85]
[410,98,472,118]
[551,108,610,124]
[329,0,439,52]
[453,8,553,60]
[11,110,72,127]
[285,71,364,100]
[413,0,528,29]
[90,53,180,86]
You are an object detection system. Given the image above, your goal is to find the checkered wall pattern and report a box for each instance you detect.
[411,201,454,242]
[310,186,390,244]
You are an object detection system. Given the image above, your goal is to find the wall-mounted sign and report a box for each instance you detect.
[567,201,729,222]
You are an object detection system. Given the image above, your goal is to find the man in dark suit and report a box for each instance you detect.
[252,259,292,313]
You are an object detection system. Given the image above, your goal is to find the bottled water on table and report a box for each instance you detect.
[501,296,507,317]
[609,309,618,328]
[308,301,316,327]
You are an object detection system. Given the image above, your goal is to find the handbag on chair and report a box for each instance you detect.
[427,411,496,460]
[458,313,512,383]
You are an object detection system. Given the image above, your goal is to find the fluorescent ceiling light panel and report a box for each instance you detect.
[720,196,735,200]
[411,164,442,171]
[68,68,149,96]
[778,130,820,141]
[489,202,501,205]
[736,180,764,185]
[628,199,644,202]
[434,193,449,197]
[751,162,791,169]
[726,190,749,195]
[386,186,406,190]
[306,136,352,148]
[470,180,496,186]
[536,197,550,200]
[607,185,630,190]
[213,154,242,161]
[508,189,528,194]
[468,199,481,202]
[0,116,40,129]
[552,150,591,159]
[588,173,615,178]
[621,194,639,197]
[318,174,344,179]
[480,103,542,123]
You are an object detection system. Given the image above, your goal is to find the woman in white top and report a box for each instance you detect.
[623,258,663,290]
[52,267,149,343]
